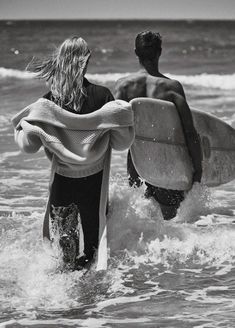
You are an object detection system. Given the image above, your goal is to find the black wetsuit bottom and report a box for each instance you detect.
[144,184,185,220]
[50,171,103,269]
[127,151,185,220]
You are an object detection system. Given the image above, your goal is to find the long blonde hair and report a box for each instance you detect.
[31,37,91,112]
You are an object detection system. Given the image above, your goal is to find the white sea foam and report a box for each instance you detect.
[185,287,234,305]
[0,67,35,79]
[1,151,235,318]
[0,317,151,328]
[87,72,130,83]
[167,73,235,90]
[108,177,235,266]
[1,66,235,90]
[0,180,235,318]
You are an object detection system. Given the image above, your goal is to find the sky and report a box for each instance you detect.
[1,0,235,20]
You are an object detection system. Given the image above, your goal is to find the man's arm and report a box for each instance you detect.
[170,80,186,99]
[159,90,203,183]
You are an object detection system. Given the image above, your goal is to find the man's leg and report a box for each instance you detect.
[127,151,143,187]
[145,184,185,220]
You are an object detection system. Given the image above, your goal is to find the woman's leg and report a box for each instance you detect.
[76,171,103,261]
[50,173,82,269]
[50,171,103,269]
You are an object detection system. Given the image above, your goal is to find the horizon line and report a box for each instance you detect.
[1,18,235,22]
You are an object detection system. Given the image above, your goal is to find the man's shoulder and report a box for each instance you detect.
[116,71,147,86]
[165,78,183,91]
[147,75,180,86]
[147,76,184,95]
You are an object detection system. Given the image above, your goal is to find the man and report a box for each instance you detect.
[115,31,202,220]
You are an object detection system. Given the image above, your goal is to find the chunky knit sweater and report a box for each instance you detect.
[12,98,134,177]
[12,98,134,270]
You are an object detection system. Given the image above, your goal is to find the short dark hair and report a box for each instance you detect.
[135,31,162,61]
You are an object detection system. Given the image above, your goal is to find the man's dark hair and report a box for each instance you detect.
[135,31,162,61]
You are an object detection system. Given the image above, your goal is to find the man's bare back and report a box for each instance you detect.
[115,70,185,102]
[114,30,202,220]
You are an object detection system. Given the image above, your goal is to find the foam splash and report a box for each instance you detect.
[143,227,235,268]
[108,177,163,253]
[174,183,213,223]
[108,177,235,268]
[0,179,235,317]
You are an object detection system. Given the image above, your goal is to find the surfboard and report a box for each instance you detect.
[130,98,235,190]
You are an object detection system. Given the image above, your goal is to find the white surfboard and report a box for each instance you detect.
[130,98,235,190]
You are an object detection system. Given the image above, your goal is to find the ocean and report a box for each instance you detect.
[0,19,235,327]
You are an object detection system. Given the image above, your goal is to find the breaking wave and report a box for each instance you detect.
[1,67,235,90]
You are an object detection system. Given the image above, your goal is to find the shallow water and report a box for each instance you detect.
[1,19,235,327]
[1,144,235,327]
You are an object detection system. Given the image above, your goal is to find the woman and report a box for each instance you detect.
[12,36,134,271]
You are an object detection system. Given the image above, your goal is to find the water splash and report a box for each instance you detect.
[0,178,235,322]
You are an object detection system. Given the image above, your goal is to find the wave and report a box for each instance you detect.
[0,67,36,79]
[1,67,235,90]
[167,73,235,91]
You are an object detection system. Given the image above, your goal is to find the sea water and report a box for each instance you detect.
[0,20,235,327]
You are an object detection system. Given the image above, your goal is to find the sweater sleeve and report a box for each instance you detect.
[110,126,135,151]
[108,100,135,151]
[14,120,42,153]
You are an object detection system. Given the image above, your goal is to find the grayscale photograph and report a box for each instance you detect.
[1,0,235,327]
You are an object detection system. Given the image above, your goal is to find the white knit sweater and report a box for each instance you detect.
[12,98,134,178]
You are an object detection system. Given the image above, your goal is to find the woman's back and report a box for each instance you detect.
[43,78,113,114]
